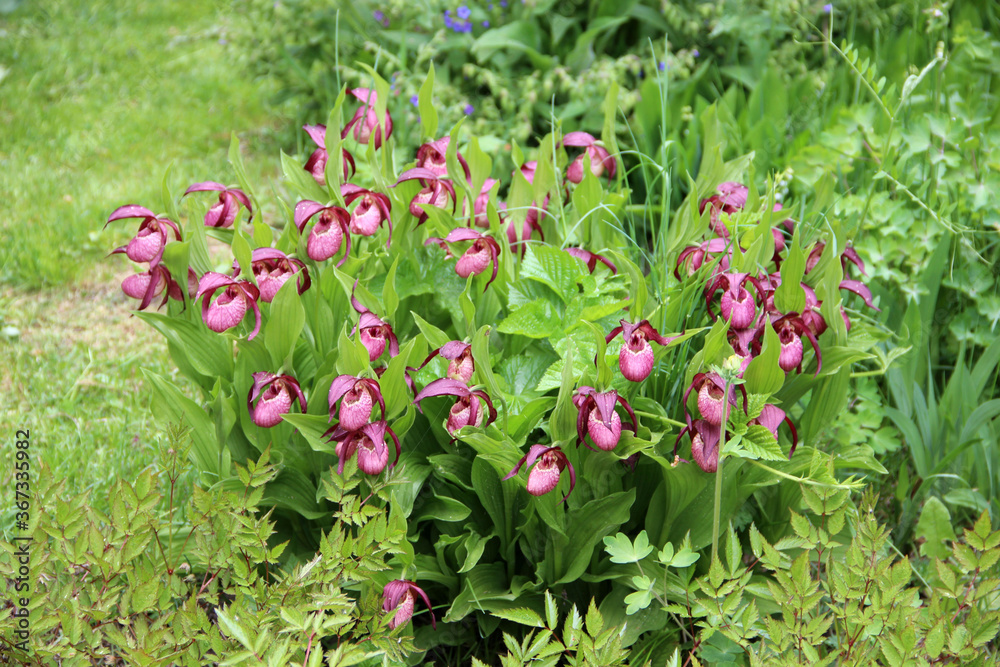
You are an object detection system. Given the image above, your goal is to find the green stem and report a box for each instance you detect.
[711,382,728,564]
[743,458,864,490]
[633,410,686,428]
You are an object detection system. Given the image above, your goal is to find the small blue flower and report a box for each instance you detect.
[445,16,454,28]
[500,0,507,6]
[457,5,471,19]
[692,49,700,58]
[483,20,490,27]
[410,95,419,107]
[657,61,666,71]
[823,3,832,12]
[463,104,474,115]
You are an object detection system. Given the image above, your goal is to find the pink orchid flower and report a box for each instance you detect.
[293,201,352,264]
[503,445,576,502]
[341,88,392,148]
[413,378,497,436]
[382,580,436,630]
[605,319,679,382]
[324,420,400,475]
[247,372,307,428]
[194,272,262,340]
[233,248,310,303]
[105,205,182,264]
[327,375,386,431]
[413,341,475,384]
[563,132,616,184]
[424,228,501,290]
[565,247,617,274]
[120,264,187,311]
[573,386,637,451]
[415,137,469,180]
[303,124,357,186]
[395,167,457,224]
[682,372,748,427]
[341,184,392,242]
[183,182,253,228]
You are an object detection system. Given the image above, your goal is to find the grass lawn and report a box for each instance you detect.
[0,0,283,518]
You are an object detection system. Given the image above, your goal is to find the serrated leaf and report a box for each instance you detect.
[492,607,546,629]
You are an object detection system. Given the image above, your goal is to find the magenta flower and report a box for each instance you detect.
[341,88,392,148]
[233,248,310,303]
[699,182,748,237]
[413,378,496,436]
[415,137,469,180]
[503,210,544,257]
[424,228,501,290]
[605,319,677,382]
[758,313,822,375]
[105,205,182,264]
[303,124,357,186]
[503,445,576,502]
[573,386,637,451]
[354,312,400,361]
[183,182,253,228]
[563,132,616,184]
[247,372,307,428]
[676,419,722,473]
[120,264,186,311]
[682,372,747,427]
[565,247,617,274]
[293,201,352,264]
[805,240,867,277]
[415,341,475,384]
[327,375,385,431]
[382,580,435,630]
[341,184,392,241]
[195,272,262,340]
[395,167,457,224]
[515,161,551,229]
[324,420,400,475]
[675,238,730,279]
[705,272,765,330]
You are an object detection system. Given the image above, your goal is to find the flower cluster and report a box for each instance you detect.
[324,374,400,475]
[106,206,192,311]
[671,181,877,471]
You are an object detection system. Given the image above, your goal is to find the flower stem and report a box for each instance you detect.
[711,382,728,564]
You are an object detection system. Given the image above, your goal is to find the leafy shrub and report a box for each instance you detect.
[95,63,899,662]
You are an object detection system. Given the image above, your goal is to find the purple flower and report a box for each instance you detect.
[410,94,419,107]
[413,378,497,436]
[248,372,306,428]
[341,88,392,148]
[482,20,490,27]
[692,49,700,57]
[302,124,356,186]
[183,182,253,229]
[504,445,576,502]
[234,248,311,303]
[463,103,474,115]
[195,272,262,340]
[105,205,183,265]
[325,420,400,475]
[658,61,666,71]
[605,320,678,382]
[573,386,637,451]
[457,6,470,19]
[383,580,435,629]
[823,3,832,13]
[424,228,502,291]
[293,201,352,264]
[563,131,616,183]
[327,375,386,431]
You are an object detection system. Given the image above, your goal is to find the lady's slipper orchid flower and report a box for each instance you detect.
[682,372,747,427]
[293,201,352,264]
[120,264,186,311]
[503,445,576,502]
[354,312,400,361]
[303,124,357,186]
[382,580,436,630]
[413,378,497,436]
[759,313,822,375]
[183,182,253,228]
[233,248,310,303]
[396,168,457,224]
[105,205,182,264]
[700,182,748,237]
[573,386,637,451]
[504,210,544,257]
[676,419,722,473]
[195,272,262,340]
[605,319,678,382]
[675,238,730,279]
[515,161,552,229]
[750,404,799,457]
[341,184,392,242]
[327,375,386,431]
[325,420,400,475]
[415,137,469,180]
[563,132,616,184]
[705,272,766,330]
[424,228,501,290]
[414,341,475,384]
[805,240,867,277]
[566,247,617,274]
[247,372,307,428]
[341,88,392,148]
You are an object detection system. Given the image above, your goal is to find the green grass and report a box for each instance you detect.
[0,0,282,287]
[0,0,282,515]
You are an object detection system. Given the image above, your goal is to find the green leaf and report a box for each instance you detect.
[743,319,783,395]
[381,254,400,321]
[265,278,305,368]
[736,425,786,461]
[520,245,585,303]
[411,311,451,350]
[624,588,652,615]
[232,226,254,285]
[497,299,561,338]
[418,64,438,140]
[228,131,253,199]
[491,607,545,629]
[555,489,636,584]
[136,312,233,380]
[549,343,577,443]
[143,370,222,478]
[915,497,956,560]
[603,531,654,564]
[775,234,806,314]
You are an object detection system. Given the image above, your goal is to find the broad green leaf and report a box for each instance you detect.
[520,245,586,303]
[743,319,783,395]
[555,489,636,584]
[915,496,956,560]
[603,530,654,564]
[228,131,253,199]
[382,254,400,321]
[497,299,561,338]
[549,343,577,443]
[136,312,233,379]
[232,226,254,285]
[418,64,438,140]
[143,370,221,477]
[265,278,306,368]
[775,234,806,314]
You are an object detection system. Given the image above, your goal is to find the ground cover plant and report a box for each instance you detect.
[3,0,1000,665]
